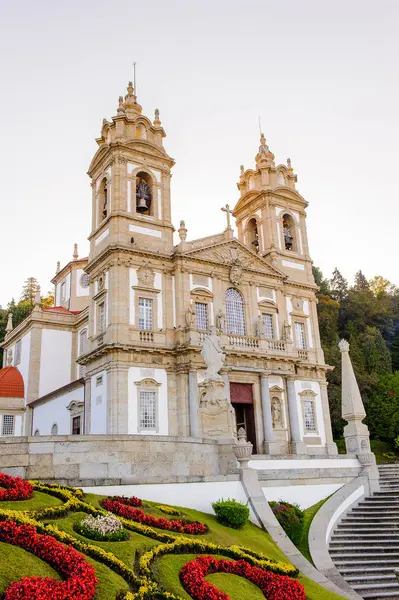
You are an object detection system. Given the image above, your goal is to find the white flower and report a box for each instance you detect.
[81,513,123,535]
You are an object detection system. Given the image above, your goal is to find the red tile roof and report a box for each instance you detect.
[42,306,81,315]
[0,366,24,398]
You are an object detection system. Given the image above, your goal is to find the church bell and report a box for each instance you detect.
[136,197,148,212]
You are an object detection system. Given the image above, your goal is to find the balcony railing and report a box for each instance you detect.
[265,339,286,352]
[297,349,308,360]
[227,335,260,349]
[140,331,154,343]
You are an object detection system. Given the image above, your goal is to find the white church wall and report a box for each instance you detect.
[129,268,138,325]
[261,483,343,510]
[90,371,107,434]
[76,269,90,297]
[82,480,258,521]
[294,380,326,446]
[32,386,84,436]
[9,332,31,403]
[303,300,313,347]
[127,367,168,435]
[154,272,163,328]
[39,330,72,398]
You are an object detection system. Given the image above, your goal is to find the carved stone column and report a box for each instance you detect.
[188,370,200,437]
[286,376,307,454]
[260,373,280,454]
[319,380,338,455]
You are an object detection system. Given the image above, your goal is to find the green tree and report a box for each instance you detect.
[20,277,39,306]
[354,270,370,291]
[330,267,348,303]
[366,372,399,442]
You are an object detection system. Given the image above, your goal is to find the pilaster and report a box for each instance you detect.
[260,372,280,454]
[286,376,307,454]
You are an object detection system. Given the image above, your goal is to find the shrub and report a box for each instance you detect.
[0,472,33,501]
[75,513,130,542]
[269,501,304,545]
[212,498,249,529]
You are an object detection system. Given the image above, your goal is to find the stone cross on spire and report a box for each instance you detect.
[221,204,234,230]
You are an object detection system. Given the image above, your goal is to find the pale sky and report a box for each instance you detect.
[1,0,398,306]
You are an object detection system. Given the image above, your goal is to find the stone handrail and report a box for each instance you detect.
[265,339,286,352]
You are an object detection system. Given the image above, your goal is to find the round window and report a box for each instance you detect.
[80,273,90,289]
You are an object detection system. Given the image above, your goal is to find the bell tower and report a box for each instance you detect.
[233,134,314,285]
[87,82,175,258]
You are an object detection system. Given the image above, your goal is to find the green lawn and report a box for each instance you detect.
[0,484,348,600]
[296,498,329,564]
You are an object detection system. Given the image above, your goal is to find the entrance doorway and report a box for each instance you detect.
[230,382,257,453]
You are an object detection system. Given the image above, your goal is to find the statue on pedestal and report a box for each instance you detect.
[216,309,226,334]
[201,326,225,381]
[256,314,265,338]
[198,327,234,440]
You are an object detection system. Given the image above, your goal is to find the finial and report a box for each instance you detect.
[34,285,41,308]
[287,157,292,169]
[259,133,269,154]
[240,165,245,176]
[7,349,13,366]
[73,243,79,260]
[178,220,187,243]
[5,313,13,334]
[154,108,161,126]
[117,96,125,114]
[127,81,134,97]
[339,339,350,352]
[56,261,60,274]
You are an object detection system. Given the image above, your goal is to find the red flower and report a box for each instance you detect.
[179,555,306,600]
[0,472,33,501]
[101,497,207,535]
[0,520,97,600]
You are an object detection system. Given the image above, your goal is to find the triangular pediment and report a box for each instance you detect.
[182,239,286,279]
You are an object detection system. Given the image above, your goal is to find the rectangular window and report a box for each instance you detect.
[14,340,21,366]
[295,322,306,349]
[96,375,103,387]
[303,400,316,432]
[79,330,87,356]
[139,298,153,330]
[2,415,15,436]
[262,313,274,339]
[139,390,156,430]
[195,302,208,331]
[98,302,105,333]
[60,282,66,302]
[72,416,81,435]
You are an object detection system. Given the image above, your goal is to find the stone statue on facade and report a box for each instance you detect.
[216,309,226,334]
[185,304,196,329]
[271,398,282,428]
[282,320,292,341]
[201,326,225,381]
[256,314,265,338]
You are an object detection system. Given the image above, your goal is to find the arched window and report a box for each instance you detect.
[282,213,297,252]
[247,218,259,252]
[33,429,40,436]
[225,288,245,336]
[136,172,153,215]
[51,423,58,435]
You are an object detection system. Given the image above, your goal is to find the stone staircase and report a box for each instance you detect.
[329,464,399,599]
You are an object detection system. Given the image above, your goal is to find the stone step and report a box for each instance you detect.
[352,582,399,590]
[330,539,399,551]
[361,592,399,599]
[332,552,399,560]
[333,533,399,539]
[351,507,399,513]
[342,515,399,521]
[331,547,399,554]
[339,567,398,575]
[334,559,399,566]
[345,574,397,583]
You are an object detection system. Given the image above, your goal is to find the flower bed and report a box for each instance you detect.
[75,513,130,541]
[0,520,97,600]
[102,497,207,535]
[180,555,306,600]
[0,473,33,501]
[156,505,181,516]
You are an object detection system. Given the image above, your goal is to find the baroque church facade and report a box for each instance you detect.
[0,82,337,456]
